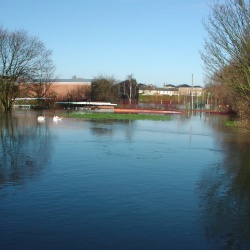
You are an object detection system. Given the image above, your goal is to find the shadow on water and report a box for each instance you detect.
[197,117,250,249]
[0,112,53,187]
[89,119,136,140]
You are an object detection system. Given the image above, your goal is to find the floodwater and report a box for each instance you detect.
[0,109,250,250]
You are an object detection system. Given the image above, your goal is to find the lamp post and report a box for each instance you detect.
[207,92,210,109]
[191,74,194,110]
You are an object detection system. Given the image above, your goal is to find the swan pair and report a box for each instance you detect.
[53,115,63,121]
[37,116,45,122]
[37,115,63,122]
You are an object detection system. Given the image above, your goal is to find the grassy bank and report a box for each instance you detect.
[225,121,238,127]
[67,113,171,121]
[225,120,250,129]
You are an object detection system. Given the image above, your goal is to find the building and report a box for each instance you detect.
[138,85,158,95]
[157,88,179,96]
[177,84,203,97]
[139,84,203,97]
[50,78,93,100]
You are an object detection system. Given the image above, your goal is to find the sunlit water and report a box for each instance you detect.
[0,110,250,250]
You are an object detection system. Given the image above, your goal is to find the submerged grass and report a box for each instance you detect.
[225,121,238,127]
[225,120,250,130]
[67,112,171,121]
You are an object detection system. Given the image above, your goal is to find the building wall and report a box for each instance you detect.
[139,86,203,97]
[176,87,203,96]
[50,82,91,98]
[18,79,92,101]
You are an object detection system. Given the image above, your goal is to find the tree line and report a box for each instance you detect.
[90,74,138,105]
[201,0,250,120]
[2,0,250,119]
[0,25,139,111]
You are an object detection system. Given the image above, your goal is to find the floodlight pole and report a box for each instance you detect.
[191,74,194,110]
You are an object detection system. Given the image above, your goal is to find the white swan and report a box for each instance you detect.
[37,116,45,122]
[53,115,63,121]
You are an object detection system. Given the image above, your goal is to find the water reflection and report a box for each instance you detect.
[2,110,250,249]
[90,119,136,139]
[198,126,250,249]
[0,112,53,186]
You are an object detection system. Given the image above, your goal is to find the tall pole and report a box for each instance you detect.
[191,74,194,110]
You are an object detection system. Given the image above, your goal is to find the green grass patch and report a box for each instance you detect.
[225,121,238,126]
[67,112,171,121]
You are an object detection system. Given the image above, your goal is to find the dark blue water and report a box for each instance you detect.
[0,110,250,249]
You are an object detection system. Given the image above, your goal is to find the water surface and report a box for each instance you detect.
[0,110,250,249]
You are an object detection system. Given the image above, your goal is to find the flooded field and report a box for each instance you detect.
[0,109,250,249]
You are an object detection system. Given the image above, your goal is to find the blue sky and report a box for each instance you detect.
[1,0,210,86]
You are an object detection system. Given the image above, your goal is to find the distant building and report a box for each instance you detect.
[157,87,179,96]
[17,78,93,102]
[50,78,93,99]
[139,85,158,95]
[138,84,203,97]
[163,84,176,88]
[177,84,203,96]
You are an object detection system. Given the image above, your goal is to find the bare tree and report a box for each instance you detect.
[0,26,55,111]
[120,74,138,105]
[91,75,119,102]
[62,85,91,102]
[201,0,250,118]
